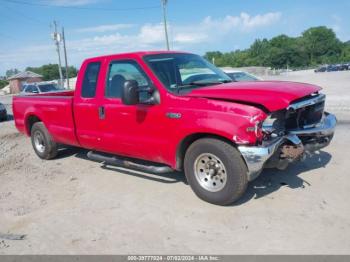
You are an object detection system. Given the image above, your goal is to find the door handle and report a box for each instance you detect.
[98,106,105,120]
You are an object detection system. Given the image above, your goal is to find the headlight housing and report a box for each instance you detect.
[262,115,277,134]
[262,110,286,137]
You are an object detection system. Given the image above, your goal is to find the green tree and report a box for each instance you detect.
[5,68,19,78]
[0,80,9,89]
[203,26,347,69]
[26,64,78,81]
[266,35,307,68]
[204,51,223,65]
[301,26,342,64]
[340,43,350,62]
[248,38,270,66]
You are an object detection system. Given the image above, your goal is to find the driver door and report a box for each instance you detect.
[98,59,166,161]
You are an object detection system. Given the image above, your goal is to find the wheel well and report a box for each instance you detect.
[26,115,42,135]
[176,133,235,170]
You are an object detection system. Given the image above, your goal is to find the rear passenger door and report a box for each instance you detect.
[73,61,103,149]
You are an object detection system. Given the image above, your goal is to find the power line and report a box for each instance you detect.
[0,31,20,41]
[0,4,51,44]
[2,0,160,11]
[0,3,47,26]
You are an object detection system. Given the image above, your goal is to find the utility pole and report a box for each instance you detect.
[62,27,69,88]
[52,21,63,87]
[161,0,170,50]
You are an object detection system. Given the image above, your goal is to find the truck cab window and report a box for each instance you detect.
[82,62,101,98]
[106,60,149,99]
[25,86,33,93]
[32,86,39,93]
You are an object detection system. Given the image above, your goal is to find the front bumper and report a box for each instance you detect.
[238,112,337,181]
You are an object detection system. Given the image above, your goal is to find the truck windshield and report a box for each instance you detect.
[143,53,232,92]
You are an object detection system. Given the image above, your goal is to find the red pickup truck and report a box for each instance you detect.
[13,51,336,205]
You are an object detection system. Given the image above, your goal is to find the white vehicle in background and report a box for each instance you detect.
[223,69,262,82]
[21,81,62,94]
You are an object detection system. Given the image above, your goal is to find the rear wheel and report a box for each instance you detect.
[31,122,58,160]
[184,138,248,205]
[0,114,7,122]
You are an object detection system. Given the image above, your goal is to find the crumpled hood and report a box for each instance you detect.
[185,81,321,112]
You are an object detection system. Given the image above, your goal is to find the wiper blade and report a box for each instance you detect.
[187,79,232,86]
[174,79,233,93]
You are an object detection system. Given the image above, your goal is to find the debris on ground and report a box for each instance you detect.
[0,233,26,240]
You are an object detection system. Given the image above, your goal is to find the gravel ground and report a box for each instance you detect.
[0,70,350,254]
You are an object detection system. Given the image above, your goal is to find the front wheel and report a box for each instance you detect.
[184,138,248,205]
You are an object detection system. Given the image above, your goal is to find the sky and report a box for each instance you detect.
[0,0,349,75]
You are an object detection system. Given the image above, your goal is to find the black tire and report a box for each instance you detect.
[184,138,248,205]
[0,115,6,122]
[30,122,58,160]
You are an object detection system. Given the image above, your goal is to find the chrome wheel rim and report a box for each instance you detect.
[194,153,227,192]
[34,131,45,153]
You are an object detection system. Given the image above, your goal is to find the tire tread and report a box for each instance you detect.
[184,137,248,205]
[31,122,58,160]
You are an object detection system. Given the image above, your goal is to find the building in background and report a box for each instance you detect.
[8,71,43,94]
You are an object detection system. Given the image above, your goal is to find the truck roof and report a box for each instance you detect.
[85,50,190,62]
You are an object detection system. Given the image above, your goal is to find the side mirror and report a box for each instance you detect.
[122,80,139,105]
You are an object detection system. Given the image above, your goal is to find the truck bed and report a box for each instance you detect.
[13,90,79,146]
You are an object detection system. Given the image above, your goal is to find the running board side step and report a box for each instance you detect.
[87,151,174,174]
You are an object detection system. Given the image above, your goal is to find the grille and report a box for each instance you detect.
[285,95,325,130]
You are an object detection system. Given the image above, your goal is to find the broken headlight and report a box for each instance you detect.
[262,111,286,137]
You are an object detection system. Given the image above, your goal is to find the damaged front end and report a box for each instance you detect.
[238,93,337,181]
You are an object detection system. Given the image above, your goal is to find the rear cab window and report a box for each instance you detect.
[25,86,33,93]
[81,62,101,98]
[32,86,39,93]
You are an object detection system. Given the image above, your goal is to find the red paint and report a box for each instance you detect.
[13,51,321,169]
[187,81,321,112]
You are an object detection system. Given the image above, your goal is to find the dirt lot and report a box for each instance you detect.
[0,70,350,254]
